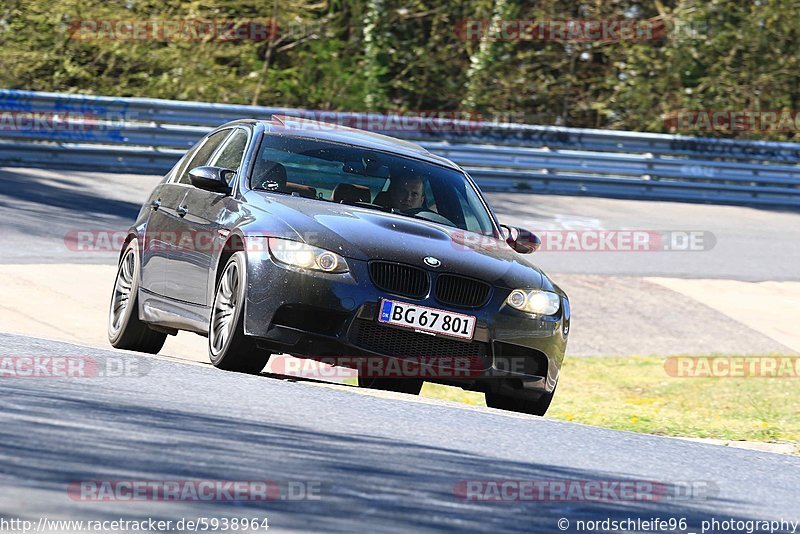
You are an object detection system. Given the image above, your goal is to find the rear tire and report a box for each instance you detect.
[108,239,167,354]
[485,387,555,416]
[209,252,271,374]
[358,376,423,395]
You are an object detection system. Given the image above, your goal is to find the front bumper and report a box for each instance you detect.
[243,252,569,397]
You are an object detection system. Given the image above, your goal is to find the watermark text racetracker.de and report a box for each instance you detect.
[454,18,710,43]
[0,355,150,379]
[67,18,279,42]
[275,110,490,133]
[453,229,715,252]
[454,479,718,502]
[271,355,488,380]
[64,229,716,254]
[664,109,800,133]
[68,479,322,502]
[665,356,800,378]
[0,111,136,142]
[455,18,665,42]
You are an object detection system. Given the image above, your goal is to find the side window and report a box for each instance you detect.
[164,152,188,183]
[177,130,231,184]
[210,129,249,173]
[455,185,492,234]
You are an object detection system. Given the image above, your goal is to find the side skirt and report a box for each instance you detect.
[138,288,210,335]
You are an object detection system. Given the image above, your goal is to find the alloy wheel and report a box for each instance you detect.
[210,261,240,355]
[109,249,136,336]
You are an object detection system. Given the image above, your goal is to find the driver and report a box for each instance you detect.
[385,176,425,211]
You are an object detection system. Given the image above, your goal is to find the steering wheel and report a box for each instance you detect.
[402,207,427,216]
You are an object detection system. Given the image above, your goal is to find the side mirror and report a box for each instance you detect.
[188,166,235,194]
[500,224,541,254]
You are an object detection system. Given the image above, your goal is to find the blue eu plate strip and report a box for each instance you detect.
[379,300,393,322]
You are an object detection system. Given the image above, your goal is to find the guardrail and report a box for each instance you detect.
[1,89,799,207]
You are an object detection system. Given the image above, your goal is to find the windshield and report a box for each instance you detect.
[251,134,496,236]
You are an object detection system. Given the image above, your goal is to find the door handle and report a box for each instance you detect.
[176,205,189,217]
[150,199,161,210]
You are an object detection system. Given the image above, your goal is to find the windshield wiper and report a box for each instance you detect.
[336,199,442,224]
[336,199,399,214]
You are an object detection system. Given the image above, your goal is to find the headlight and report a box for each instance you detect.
[267,238,348,273]
[506,289,560,315]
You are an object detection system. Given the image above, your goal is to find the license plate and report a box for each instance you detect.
[377,299,476,340]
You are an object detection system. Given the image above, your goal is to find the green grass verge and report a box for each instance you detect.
[414,356,800,446]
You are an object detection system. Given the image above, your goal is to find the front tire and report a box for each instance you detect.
[485,387,556,416]
[108,239,167,354]
[209,252,271,374]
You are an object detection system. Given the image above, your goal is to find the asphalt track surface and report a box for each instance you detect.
[2,333,799,532]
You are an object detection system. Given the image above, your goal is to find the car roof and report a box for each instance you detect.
[219,117,462,170]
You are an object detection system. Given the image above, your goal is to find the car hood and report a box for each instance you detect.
[243,193,546,290]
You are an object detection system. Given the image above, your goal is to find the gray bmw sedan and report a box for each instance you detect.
[108,116,570,415]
